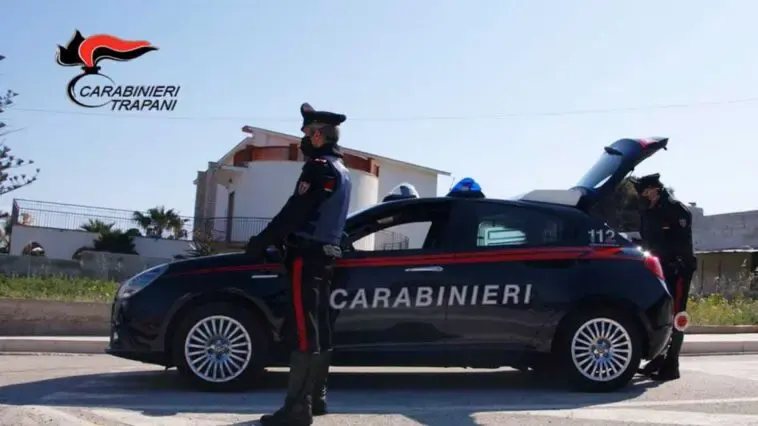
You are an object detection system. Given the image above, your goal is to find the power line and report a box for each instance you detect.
[9,96,758,122]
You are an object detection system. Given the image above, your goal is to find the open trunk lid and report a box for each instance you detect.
[517,137,668,210]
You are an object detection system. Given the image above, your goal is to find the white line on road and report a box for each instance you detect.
[37,395,758,414]
[496,408,758,425]
[28,406,100,426]
[91,408,234,426]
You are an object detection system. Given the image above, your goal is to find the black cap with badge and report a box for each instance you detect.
[300,103,347,131]
[629,173,662,193]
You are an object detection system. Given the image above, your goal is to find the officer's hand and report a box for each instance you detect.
[245,236,266,258]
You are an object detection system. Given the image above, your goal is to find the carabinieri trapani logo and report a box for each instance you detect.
[55,30,180,111]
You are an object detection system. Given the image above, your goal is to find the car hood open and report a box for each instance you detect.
[516,137,668,210]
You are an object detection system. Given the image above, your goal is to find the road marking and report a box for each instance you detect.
[91,408,239,425]
[28,406,100,426]
[42,395,758,413]
[491,408,758,425]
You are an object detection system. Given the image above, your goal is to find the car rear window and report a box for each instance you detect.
[471,203,566,249]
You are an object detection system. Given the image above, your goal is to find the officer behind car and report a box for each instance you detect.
[631,173,696,381]
[245,102,351,425]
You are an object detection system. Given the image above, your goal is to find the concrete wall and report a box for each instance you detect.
[693,209,758,251]
[693,251,757,295]
[0,251,169,281]
[9,225,192,261]
[0,298,110,336]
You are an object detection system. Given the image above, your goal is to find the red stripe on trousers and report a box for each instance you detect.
[291,257,308,352]
[674,277,684,313]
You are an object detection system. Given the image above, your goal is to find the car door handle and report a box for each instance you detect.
[404,266,444,272]
[251,274,280,279]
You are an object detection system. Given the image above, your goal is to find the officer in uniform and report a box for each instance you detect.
[631,173,697,381]
[245,103,351,425]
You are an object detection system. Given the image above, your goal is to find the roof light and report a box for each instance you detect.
[447,177,485,198]
[382,183,420,202]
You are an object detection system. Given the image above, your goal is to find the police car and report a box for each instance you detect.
[107,137,677,393]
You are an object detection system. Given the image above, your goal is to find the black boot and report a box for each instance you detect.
[311,351,332,416]
[638,355,665,377]
[651,358,680,382]
[260,352,316,426]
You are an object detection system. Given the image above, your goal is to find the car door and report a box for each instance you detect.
[442,200,580,357]
[330,200,457,362]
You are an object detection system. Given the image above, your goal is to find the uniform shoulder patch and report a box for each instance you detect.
[679,218,687,227]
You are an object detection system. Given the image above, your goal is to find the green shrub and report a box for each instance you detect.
[688,294,758,326]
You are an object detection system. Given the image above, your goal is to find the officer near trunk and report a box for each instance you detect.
[245,103,351,425]
[631,173,696,381]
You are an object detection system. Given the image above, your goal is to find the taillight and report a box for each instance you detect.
[644,254,665,281]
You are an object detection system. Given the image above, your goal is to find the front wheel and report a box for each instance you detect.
[554,308,642,392]
[172,302,269,391]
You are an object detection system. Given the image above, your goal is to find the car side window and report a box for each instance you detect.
[349,203,454,252]
[470,202,565,249]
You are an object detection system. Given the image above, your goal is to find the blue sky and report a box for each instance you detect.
[2,0,756,219]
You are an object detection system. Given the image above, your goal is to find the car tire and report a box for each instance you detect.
[172,302,269,392]
[554,307,642,393]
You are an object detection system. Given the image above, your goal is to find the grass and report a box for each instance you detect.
[0,275,118,303]
[0,276,757,325]
[688,294,758,326]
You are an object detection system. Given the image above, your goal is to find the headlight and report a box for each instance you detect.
[117,263,169,299]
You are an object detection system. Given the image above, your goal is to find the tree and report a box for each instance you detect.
[590,176,676,231]
[80,219,116,234]
[132,206,188,239]
[173,229,219,259]
[72,229,139,260]
[0,55,40,199]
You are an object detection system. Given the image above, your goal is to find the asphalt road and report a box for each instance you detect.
[1,354,758,425]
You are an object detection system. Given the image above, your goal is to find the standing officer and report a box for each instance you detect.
[245,103,351,425]
[631,173,697,381]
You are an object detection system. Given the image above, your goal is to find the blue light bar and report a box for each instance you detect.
[447,177,485,198]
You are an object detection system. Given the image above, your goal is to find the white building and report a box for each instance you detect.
[193,126,450,250]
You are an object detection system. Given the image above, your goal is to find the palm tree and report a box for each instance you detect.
[80,219,116,234]
[132,206,188,239]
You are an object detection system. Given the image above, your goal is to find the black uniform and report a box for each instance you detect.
[633,173,696,380]
[247,103,351,426]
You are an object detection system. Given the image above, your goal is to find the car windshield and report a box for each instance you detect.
[575,150,625,190]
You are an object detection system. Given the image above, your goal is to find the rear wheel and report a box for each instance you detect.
[172,302,269,391]
[554,308,642,392]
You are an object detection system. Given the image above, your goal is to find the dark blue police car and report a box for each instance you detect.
[107,137,676,393]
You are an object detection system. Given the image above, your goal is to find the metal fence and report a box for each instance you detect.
[374,230,410,250]
[9,199,412,249]
[12,199,195,239]
[195,217,271,243]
